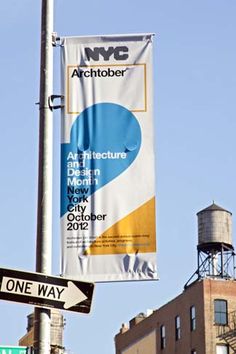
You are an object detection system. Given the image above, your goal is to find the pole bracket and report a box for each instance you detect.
[48,95,64,110]
[52,32,61,47]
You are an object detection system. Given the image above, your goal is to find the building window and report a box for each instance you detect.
[214,300,228,325]
[175,315,181,340]
[160,325,166,349]
[190,306,196,331]
[216,344,229,354]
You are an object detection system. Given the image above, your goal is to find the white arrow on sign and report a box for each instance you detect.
[1,277,87,309]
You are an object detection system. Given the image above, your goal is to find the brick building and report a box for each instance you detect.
[19,309,65,354]
[115,278,236,354]
[115,204,236,354]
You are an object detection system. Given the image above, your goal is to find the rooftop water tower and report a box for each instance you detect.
[185,203,235,288]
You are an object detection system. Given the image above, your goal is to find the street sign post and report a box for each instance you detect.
[0,347,27,354]
[0,268,94,314]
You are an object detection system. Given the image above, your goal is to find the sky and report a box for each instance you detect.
[0,1,236,354]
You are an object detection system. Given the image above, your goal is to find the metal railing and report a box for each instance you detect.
[217,311,236,352]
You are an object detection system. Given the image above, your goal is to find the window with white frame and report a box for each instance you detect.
[175,315,181,340]
[190,305,196,331]
[160,325,166,349]
[216,344,229,354]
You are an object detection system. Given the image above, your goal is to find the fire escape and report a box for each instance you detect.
[217,311,236,352]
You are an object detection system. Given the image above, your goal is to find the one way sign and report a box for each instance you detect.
[0,268,94,313]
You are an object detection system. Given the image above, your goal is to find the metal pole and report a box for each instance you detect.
[34,1,54,353]
[220,245,224,278]
[197,249,200,279]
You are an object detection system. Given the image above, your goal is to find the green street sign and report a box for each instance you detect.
[0,347,27,354]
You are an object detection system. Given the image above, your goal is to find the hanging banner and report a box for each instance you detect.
[60,34,157,282]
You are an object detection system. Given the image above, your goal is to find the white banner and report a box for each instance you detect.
[61,34,157,282]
